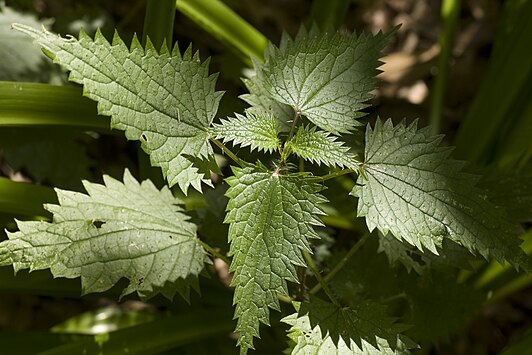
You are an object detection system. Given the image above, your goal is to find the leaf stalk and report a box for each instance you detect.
[310,232,371,295]
[210,138,244,167]
[303,251,339,306]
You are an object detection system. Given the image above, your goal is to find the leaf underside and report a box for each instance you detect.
[353,119,531,270]
[282,297,415,354]
[224,165,326,354]
[14,24,223,193]
[0,170,208,301]
[253,26,394,135]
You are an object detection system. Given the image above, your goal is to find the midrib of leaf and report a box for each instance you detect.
[225,165,326,354]
[14,24,223,193]
[254,28,393,134]
[354,119,531,270]
[0,170,209,301]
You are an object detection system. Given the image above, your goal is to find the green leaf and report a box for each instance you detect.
[352,119,531,270]
[285,125,359,169]
[282,297,415,354]
[240,77,294,132]
[14,24,223,193]
[403,272,485,344]
[0,128,93,189]
[254,27,393,134]
[378,233,474,274]
[0,3,51,81]
[224,165,326,353]
[211,112,281,153]
[0,170,208,301]
[477,169,532,223]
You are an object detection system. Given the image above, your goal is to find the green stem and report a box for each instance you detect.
[0,82,107,131]
[310,232,371,295]
[279,110,301,164]
[309,0,351,30]
[210,138,244,167]
[0,177,57,217]
[197,240,230,265]
[429,0,461,135]
[142,0,176,51]
[117,0,147,31]
[139,2,176,187]
[303,251,339,306]
[317,168,356,182]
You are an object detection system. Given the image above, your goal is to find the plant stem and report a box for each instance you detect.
[310,232,371,295]
[279,110,302,165]
[317,168,356,182]
[429,0,461,135]
[143,0,176,51]
[303,251,339,306]
[210,138,244,167]
[197,239,230,265]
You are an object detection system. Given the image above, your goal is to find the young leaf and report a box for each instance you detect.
[240,77,294,132]
[253,27,394,134]
[282,297,415,354]
[0,170,208,301]
[210,112,281,153]
[352,119,531,270]
[14,24,223,193]
[285,125,359,169]
[224,165,326,353]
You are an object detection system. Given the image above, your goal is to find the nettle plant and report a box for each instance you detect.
[1,23,530,354]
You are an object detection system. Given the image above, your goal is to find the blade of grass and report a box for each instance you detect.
[309,0,351,30]
[0,332,81,355]
[0,267,81,296]
[501,328,532,355]
[40,309,234,355]
[175,0,267,65]
[142,0,176,51]
[453,0,532,163]
[429,0,461,135]
[139,0,177,187]
[0,177,56,217]
[0,82,108,131]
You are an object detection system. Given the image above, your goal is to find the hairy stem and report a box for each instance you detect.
[197,239,230,264]
[303,251,339,306]
[317,168,356,181]
[210,138,244,167]
[279,110,302,165]
[310,232,371,295]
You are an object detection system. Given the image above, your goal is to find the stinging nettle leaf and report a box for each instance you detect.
[224,164,326,354]
[240,77,294,132]
[285,125,359,169]
[0,170,209,301]
[282,297,416,354]
[13,24,223,193]
[253,26,394,135]
[352,119,531,270]
[210,112,281,153]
